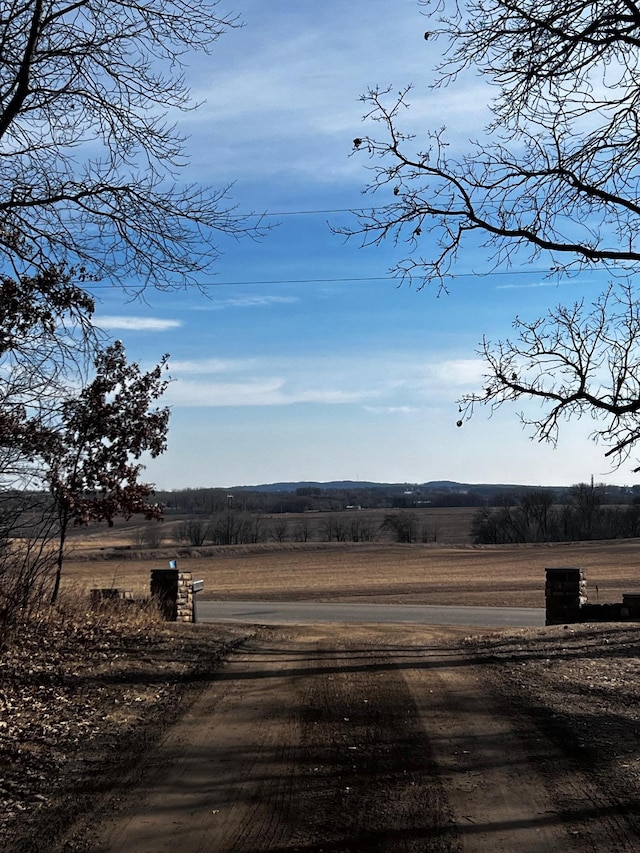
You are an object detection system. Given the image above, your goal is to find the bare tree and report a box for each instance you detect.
[269,517,289,543]
[520,490,555,542]
[343,0,640,290]
[349,516,377,542]
[0,1,260,290]
[0,3,259,616]
[459,285,640,470]
[568,480,604,540]
[292,517,311,542]
[236,512,266,544]
[380,512,420,543]
[175,519,210,547]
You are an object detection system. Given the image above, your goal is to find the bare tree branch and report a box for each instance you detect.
[0,1,263,290]
[341,0,640,289]
[341,0,640,469]
[458,284,640,469]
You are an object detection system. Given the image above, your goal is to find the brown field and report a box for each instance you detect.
[61,507,640,608]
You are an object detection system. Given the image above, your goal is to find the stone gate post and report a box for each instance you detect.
[150,567,194,622]
[545,567,586,625]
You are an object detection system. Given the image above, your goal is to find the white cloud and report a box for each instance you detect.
[167,378,286,407]
[99,316,182,331]
[179,0,468,185]
[162,352,484,409]
[166,378,374,407]
[198,295,300,310]
[496,281,560,291]
[364,405,418,414]
[169,357,258,375]
[422,358,486,389]
[294,388,375,404]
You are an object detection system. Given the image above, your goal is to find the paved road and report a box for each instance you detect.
[198,599,545,628]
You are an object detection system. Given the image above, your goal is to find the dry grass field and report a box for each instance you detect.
[60,506,640,609]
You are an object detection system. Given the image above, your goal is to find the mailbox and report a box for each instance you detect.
[192,578,204,622]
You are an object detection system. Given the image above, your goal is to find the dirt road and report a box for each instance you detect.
[84,624,640,852]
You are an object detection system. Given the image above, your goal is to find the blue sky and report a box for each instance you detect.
[89,0,630,490]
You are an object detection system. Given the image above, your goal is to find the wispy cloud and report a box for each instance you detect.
[496,281,560,291]
[294,388,374,404]
[423,359,486,388]
[99,316,182,331]
[197,295,300,311]
[162,353,484,409]
[364,405,418,414]
[167,378,286,407]
[166,379,374,408]
[182,0,454,185]
[169,357,259,374]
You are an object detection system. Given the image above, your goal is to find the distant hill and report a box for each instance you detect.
[156,479,640,516]
[236,479,567,493]
[237,480,399,492]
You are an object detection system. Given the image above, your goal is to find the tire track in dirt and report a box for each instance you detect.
[90,628,304,852]
[81,624,640,852]
[287,633,457,852]
[401,638,640,852]
[87,626,457,852]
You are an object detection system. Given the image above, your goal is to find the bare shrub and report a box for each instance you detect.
[269,517,289,543]
[0,539,56,642]
[132,521,164,549]
[0,494,60,644]
[293,518,311,542]
[175,519,210,547]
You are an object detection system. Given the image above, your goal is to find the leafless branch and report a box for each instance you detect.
[458,284,640,470]
[0,1,263,289]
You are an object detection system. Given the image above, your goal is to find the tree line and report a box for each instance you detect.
[471,483,640,544]
[154,482,640,516]
[135,510,441,547]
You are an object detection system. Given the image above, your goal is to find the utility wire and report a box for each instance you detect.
[84,267,604,290]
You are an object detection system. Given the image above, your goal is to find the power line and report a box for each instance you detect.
[84,267,603,290]
[85,275,392,290]
[243,199,603,218]
[254,208,358,217]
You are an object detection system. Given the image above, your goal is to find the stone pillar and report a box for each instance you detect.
[176,570,194,623]
[150,568,195,622]
[545,567,586,625]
